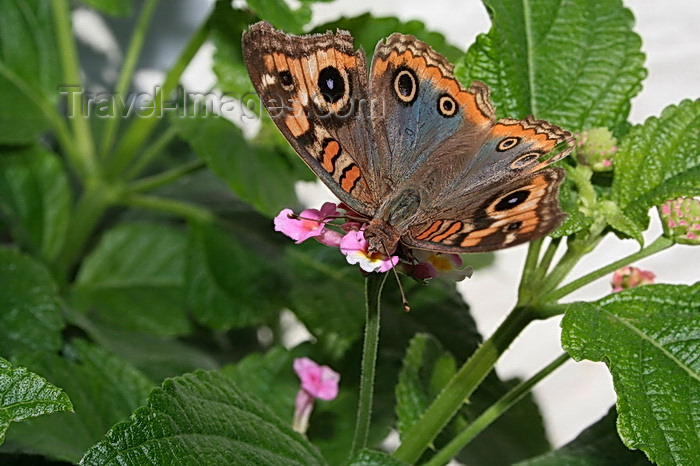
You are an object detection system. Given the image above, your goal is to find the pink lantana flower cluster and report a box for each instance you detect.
[274,202,472,281]
[611,266,656,292]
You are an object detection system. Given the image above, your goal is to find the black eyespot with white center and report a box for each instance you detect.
[494,190,529,211]
[497,137,521,151]
[393,67,418,105]
[510,150,543,169]
[279,70,294,91]
[437,94,458,117]
[506,221,522,231]
[318,66,346,104]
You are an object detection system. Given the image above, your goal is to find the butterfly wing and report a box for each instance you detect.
[368,33,497,200]
[405,116,573,252]
[243,22,380,216]
[368,34,573,252]
[407,167,567,253]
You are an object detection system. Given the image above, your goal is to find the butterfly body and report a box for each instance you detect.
[243,22,573,254]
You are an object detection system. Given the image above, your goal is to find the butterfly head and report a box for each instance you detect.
[364,220,400,255]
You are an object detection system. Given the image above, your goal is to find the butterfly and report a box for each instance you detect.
[242,21,573,255]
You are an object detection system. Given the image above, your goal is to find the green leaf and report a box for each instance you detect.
[78,0,133,16]
[0,357,72,444]
[518,407,650,466]
[396,333,456,438]
[612,99,700,232]
[284,244,368,360]
[347,449,407,466]
[173,113,301,217]
[0,0,60,143]
[562,283,700,465]
[456,0,645,131]
[0,248,64,358]
[79,370,327,465]
[551,177,593,238]
[245,0,311,35]
[185,221,284,330]
[71,222,190,336]
[312,14,462,63]
[7,340,153,463]
[67,309,219,383]
[0,146,71,262]
[383,280,482,363]
[598,200,644,244]
[210,3,257,95]
[221,346,304,423]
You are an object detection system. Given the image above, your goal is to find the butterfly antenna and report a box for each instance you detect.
[383,243,410,312]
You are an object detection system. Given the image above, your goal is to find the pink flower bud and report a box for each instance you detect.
[658,197,700,245]
[291,358,340,434]
[611,266,656,292]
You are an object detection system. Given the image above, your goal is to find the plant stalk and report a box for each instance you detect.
[351,273,388,456]
[392,306,535,463]
[100,0,160,155]
[54,182,119,280]
[544,235,674,304]
[51,0,98,178]
[425,352,571,466]
[108,18,210,178]
[119,193,214,223]
[518,238,543,300]
[124,125,179,180]
[127,159,206,194]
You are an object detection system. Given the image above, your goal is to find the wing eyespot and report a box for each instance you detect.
[497,137,521,151]
[393,67,419,105]
[505,221,522,231]
[317,66,346,104]
[494,190,529,211]
[510,150,544,169]
[437,94,458,117]
[278,70,295,91]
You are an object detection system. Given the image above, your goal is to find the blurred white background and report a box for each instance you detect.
[75,0,699,450]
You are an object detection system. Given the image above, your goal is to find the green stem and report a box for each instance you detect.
[108,18,210,178]
[533,238,591,305]
[351,273,388,456]
[119,193,214,223]
[51,0,98,178]
[54,183,120,279]
[100,0,159,156]
[533,237,561,284]
[544,235,674,304]
[124,125,179,180]
[127,160,206,194]
[518,238,543,295]
[392,306,535,464]
[426,352,571,466]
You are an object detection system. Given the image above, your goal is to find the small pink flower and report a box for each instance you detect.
[409,250,473,282]
[340,229,399,273]
[274,202,341,245]
[611,266,656,292]
[292,358,340,434]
